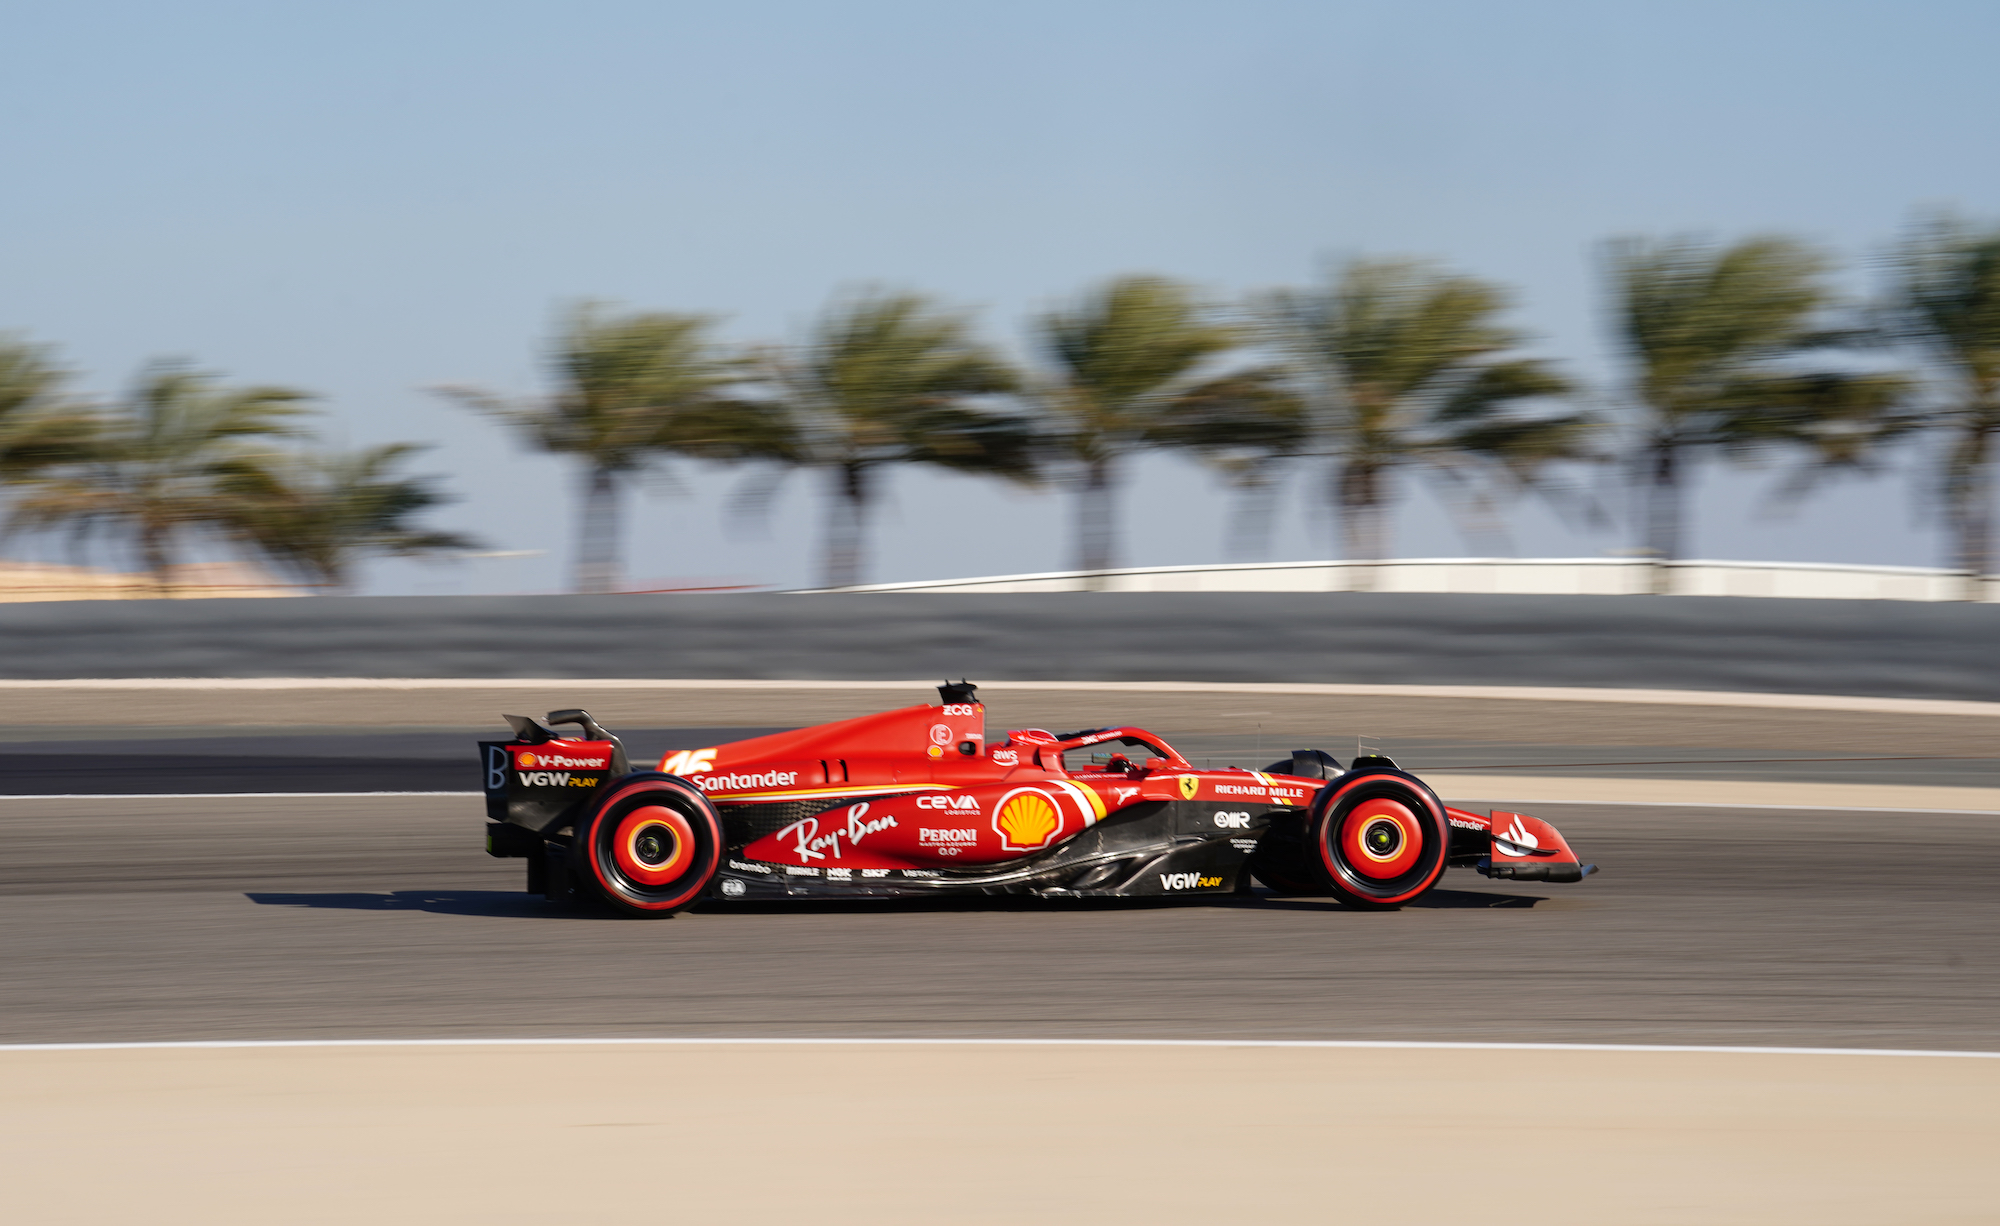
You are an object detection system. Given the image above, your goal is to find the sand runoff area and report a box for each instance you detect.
[4,1039,1996,1224]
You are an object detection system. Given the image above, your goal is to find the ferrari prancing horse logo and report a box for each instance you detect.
[1178,775,1199,801]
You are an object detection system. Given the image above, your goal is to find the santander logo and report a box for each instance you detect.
[1494,816,1541,858]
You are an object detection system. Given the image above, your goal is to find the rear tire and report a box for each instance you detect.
[1307,771,1449,910]
[574,774,723,917]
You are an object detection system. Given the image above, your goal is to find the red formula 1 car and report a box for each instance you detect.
[480,682,1596,917]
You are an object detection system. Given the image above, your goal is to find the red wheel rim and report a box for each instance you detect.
[1340,797,1421,879]
[612,805,696,885]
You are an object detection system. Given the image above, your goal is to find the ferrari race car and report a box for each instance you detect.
[480,682,1596,917]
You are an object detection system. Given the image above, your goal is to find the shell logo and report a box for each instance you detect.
[518,752,538,768]
[993,788,1063,851]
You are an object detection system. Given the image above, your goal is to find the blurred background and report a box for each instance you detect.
[3,0,1999,596]
[7,11,2000,1215]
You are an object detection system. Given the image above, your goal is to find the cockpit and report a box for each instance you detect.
[1046,731,1184,776]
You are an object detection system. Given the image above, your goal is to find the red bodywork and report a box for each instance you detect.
[643,696,1588,888]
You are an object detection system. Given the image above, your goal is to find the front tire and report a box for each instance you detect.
[1307,771,1449,910]
[574,774,723,917]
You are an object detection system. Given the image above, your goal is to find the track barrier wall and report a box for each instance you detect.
[0,592,1996,701]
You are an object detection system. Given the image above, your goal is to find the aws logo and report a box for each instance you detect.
[1159,872,1223,891]
[993,788,1063,851]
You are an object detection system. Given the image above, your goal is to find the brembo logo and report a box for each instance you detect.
[1159,873,1223,890]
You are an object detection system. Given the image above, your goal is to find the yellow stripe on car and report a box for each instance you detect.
[1051,779,1106,826]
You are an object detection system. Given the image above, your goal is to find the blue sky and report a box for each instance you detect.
[4,0,1997,591]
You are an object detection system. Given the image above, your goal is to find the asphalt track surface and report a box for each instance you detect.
[4,793,1996,1051]
[3,592,1999,699]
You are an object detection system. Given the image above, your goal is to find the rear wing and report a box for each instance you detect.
[481,708,629,834]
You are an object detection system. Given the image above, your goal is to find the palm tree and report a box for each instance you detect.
[0,337,95,480]
[765,291,1030,589]
[1883,213,2000,598]
[1150,368,1308,563]
[1606,236,1908,586]
[1262,258,1588,576]
[1033,275,1293,582]
[444,304,790,593]
[221,443,477,592]
[6,362,307,590]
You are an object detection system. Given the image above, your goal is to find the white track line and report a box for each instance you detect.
[0,1037,1994,1059]
[3,676,1996,717]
